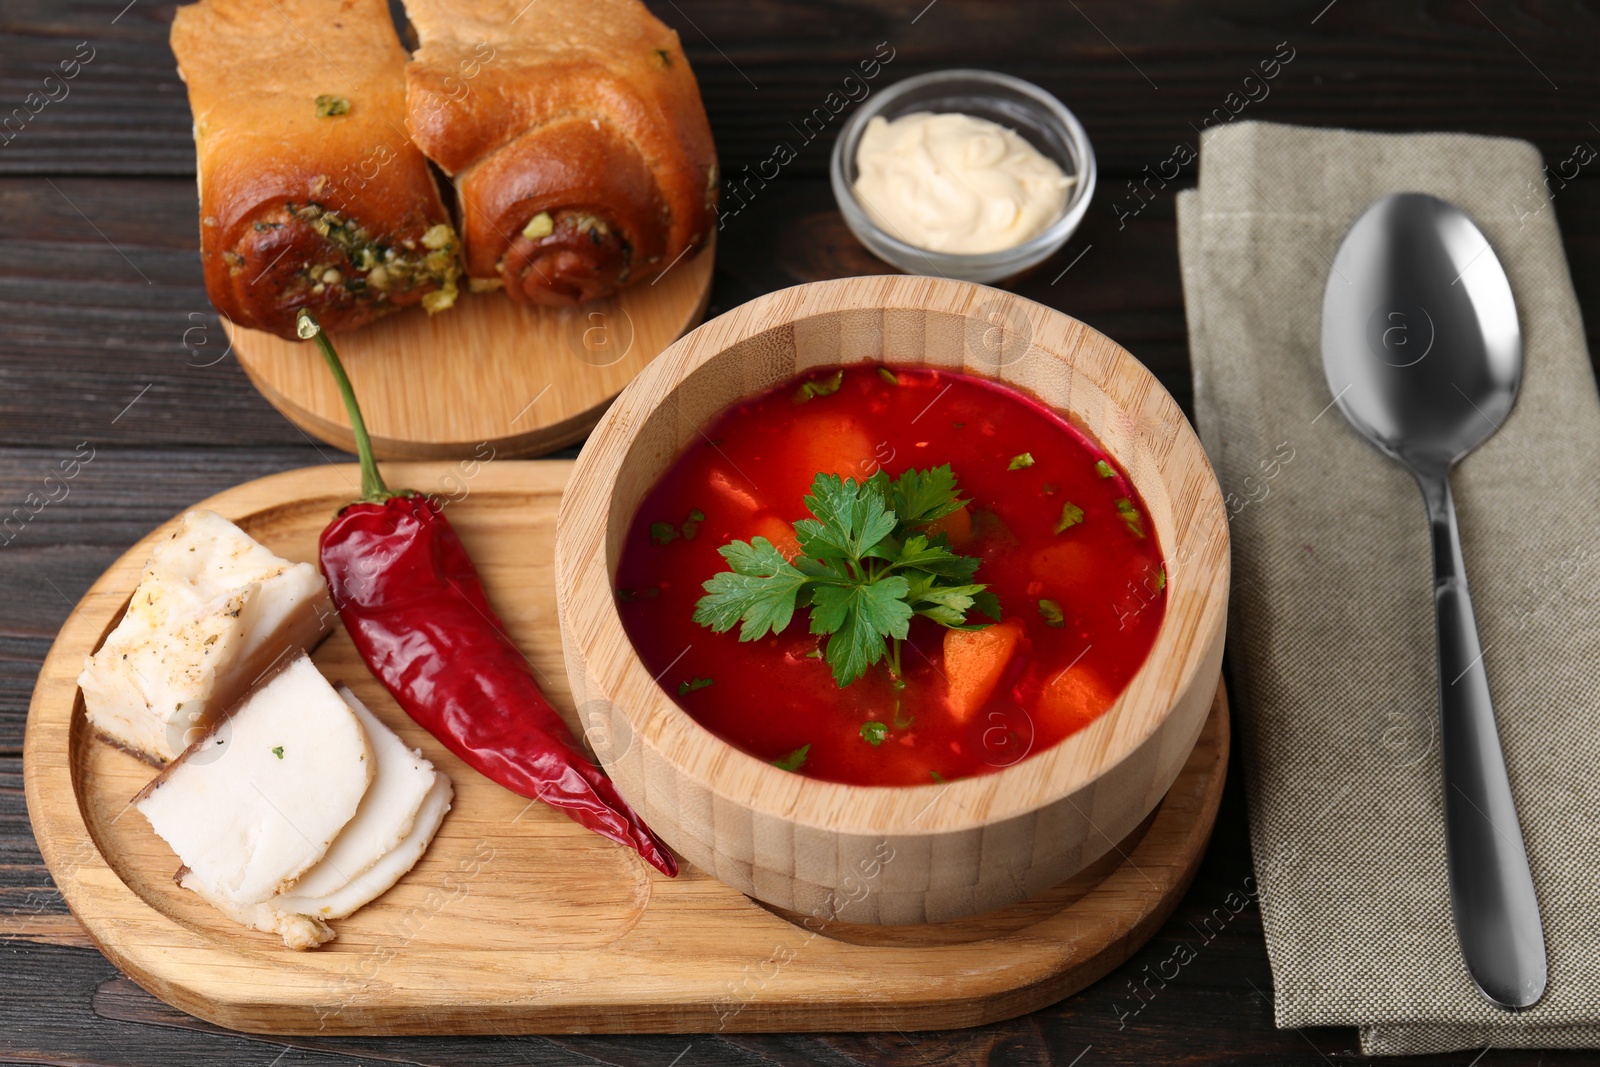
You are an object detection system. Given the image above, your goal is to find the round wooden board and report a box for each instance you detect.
[23,460,1228,1036]
[227,241,715,460]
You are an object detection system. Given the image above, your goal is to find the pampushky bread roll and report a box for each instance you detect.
[171,0,462,338]
[403,0,718,306]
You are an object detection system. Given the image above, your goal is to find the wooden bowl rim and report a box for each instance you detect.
[556,275,1228,836]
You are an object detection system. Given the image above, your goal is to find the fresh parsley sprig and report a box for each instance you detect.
[692,465,1000,687]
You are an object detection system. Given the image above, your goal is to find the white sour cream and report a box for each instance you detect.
[852,111,1073,255]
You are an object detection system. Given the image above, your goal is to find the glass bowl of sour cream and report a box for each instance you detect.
[830,69,1096,284]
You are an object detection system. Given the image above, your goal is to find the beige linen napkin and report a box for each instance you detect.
[1178,121,1600,1055]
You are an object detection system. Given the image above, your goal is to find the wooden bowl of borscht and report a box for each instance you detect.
[554,276,1228,924]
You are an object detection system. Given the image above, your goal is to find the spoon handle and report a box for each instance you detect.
[1418,471,1547,1009]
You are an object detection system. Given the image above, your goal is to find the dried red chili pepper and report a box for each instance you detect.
[297,310,676,876]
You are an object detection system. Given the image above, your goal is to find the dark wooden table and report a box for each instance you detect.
[3,1,1597,1063]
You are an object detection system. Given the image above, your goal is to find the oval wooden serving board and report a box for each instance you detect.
[24,460,1227,1037]
[227,240,714,461]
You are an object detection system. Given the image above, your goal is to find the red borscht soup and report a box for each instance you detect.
[614,364,1167,786]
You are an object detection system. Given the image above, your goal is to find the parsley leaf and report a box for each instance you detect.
[693,537,810,640]
[909,582,989,628]
[1116,497,1146,538]
[796,473,897,563]
[1096,460,1115,479]
[678,677,713,696]
[773,744,810,771]
[693,468,998,688]
[889,534,980,580]
[892,465,967,526]
[1038,599,1065,628]
[878,366,900,385]
[860,721,888,746]
[811,578,912,686]
[651,509,704,544]
[794,370,844,402]
[1053,502,1085,533]
[271,745,285,759]
[1008,452,1035,470]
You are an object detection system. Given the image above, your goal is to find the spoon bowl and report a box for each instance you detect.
[1323,192,1522,473]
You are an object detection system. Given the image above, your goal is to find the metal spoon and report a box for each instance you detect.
[1321,191,1546,1010]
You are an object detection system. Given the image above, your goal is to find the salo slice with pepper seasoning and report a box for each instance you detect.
[297,310,677,876]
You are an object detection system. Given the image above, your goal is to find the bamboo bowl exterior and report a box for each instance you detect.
[555,276,1228,925]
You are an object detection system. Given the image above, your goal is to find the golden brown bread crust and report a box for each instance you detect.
[171,0,462,338]
[403,0,718,306]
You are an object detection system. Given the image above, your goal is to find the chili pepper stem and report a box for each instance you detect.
[296,309,398,504]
